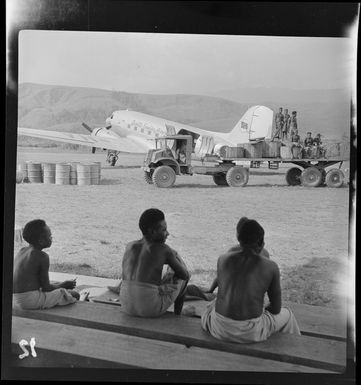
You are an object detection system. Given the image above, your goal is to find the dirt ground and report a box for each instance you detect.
[12,147,352,308]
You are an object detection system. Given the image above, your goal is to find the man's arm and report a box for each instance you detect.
[39,253,76,291]
[166,250,190,281]
[206,277,218,293]
[265,262,282,315]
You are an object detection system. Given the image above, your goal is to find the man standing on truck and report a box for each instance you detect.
[289,111,298,137]
[272,107,284,140]
[201,217,301,343]
[282,108,291,140]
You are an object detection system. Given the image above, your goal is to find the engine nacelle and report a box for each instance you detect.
[91,127,118,141]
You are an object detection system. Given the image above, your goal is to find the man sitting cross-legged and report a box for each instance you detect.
[13,219,83,310]
[118,208,190,317]
[201,217,300,343]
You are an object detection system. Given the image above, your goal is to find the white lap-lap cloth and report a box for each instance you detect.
[119,269,186,317]
[13,288,77,310]
[201,300,301,343]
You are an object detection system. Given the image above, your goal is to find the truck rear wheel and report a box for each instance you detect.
[144,171,153,184]
[285,167,302,186]
[226,166,249,187]
[212,173,228,186]
[325,169,344,188]
[300,167,323,187]
[152,165,176,188]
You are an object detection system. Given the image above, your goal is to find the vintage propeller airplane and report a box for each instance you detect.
[18,105,274,166]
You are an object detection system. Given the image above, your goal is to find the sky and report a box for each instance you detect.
[18,30,356,96]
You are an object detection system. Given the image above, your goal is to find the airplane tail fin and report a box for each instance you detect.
[226,105,274,144]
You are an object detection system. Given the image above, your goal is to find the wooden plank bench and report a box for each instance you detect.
[12,301,346,372]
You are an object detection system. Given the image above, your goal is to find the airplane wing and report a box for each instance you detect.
[18,127,149,153]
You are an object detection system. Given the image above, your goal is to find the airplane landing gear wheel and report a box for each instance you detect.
[285,167,302,186]
[212,173,228,186]
[152,165,176,188]
[144,171,153,184]
[300,167,323,187]
[226,166,249,187]
[325,169,344,188]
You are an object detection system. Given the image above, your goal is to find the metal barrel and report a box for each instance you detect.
[89,163,100,185]
[68,162,78,185]
[27,162,42,183]
[18,162,28,181]
[42,163,56,184]
[55,163,70,185]
[94,161,102,183]
[16,170,24,183]
[76,163,91,185]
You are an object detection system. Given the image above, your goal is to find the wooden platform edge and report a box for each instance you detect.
[12,304,346,373]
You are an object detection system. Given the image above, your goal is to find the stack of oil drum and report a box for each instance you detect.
[16,161,102,185]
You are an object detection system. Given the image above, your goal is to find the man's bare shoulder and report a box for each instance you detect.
[218,249,242,264]
[149,242,174,255]
[19,246,49,260]
[260,256,279,272]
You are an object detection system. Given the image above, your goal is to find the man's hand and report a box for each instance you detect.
[61,280,76,290]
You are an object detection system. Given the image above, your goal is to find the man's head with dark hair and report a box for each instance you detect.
[236,217,265,253]
[22,219,52,249]
[139,208,168,243]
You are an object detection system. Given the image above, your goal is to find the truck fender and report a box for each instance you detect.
[155,158,181,175]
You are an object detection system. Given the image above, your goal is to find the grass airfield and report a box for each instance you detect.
[13,147,351,308]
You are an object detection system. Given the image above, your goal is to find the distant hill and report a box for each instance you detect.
[17,83,351,147]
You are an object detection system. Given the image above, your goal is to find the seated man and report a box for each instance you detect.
[175,141,187,164]
[13,219,81,310]
[313,133,322,146]
[187,217,270,301]
[201,217,300,343]
[118,208,190,317]
[303,132,314,157]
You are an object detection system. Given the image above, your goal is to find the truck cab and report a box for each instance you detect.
[143,135,193,187]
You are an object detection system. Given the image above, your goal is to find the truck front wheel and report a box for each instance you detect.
[226,166,249,187]
[152,166,176,188]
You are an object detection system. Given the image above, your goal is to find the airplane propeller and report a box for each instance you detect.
[82,122,96,153]
[81,122,93,133]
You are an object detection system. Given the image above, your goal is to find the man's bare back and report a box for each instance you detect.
[13,246,48,293]
[13,221,77,296]
[122,239,188,285]
[215,248,281,321]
